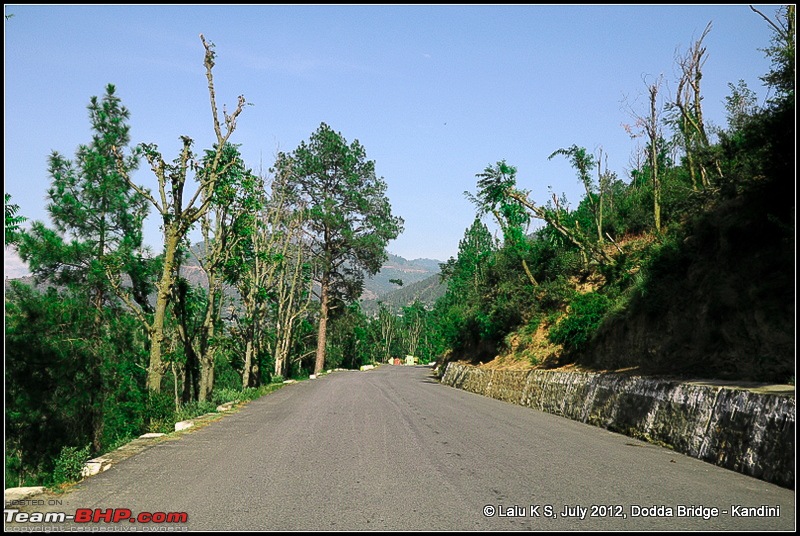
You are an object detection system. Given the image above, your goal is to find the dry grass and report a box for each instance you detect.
[476,315,565,371]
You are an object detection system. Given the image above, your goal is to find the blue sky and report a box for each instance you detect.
[4,4,778,263]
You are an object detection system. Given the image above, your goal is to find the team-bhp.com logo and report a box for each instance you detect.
[5,508,188,524]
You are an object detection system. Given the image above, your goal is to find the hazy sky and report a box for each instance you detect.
[4,4,778,262]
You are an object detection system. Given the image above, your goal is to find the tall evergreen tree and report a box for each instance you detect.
[18,84,149,311]
[439,217,495,301]
[273,123,403,375]
[16,84,149,452]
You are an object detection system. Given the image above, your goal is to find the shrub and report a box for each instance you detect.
[212,387,243,406]
[213,351,244,391]
[175,401,217,422]
[549,292,611,353]
[211,384,284,407]
[51,445,91,487]
[144,391,175,434]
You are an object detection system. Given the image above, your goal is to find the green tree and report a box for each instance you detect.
[751,5,795,104]
[548,145,603,242]
[4,193,26,245]
[18,84,150,312]
[326,302,375,369]
[5,283,148,484]
[436,218,498,358]
[723,80,759,134]
[16,84,150,452]
[470,162,537,286]
[179,143,259,398]
[439,217,495,301]
[217,159,314,386]
[273,123,403,375]
[471,160,615,269]
[400,300,428,359]
[377,302,400,363]
[716,5,794,201]
[269,212,314,380]
[114,35,247,393]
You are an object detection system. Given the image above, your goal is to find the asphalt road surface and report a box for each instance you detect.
[5,365,795,531]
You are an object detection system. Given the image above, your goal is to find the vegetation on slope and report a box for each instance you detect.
[430,6,795,384]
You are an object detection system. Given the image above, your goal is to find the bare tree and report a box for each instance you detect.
[595,147,616,243]
[671,22,717,190]
[271,200,314,380]
[647,78,664,232]
[623,74,665,233]
[113,35,246,393]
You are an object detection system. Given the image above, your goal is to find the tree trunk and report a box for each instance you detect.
[651,133,661,233]
[197,275,219,402]
[199,359,214,401]
[274,246,312,379]
[181,346,200,403]
[649,82,662,234]
[274,343,285,379]
[89,377,104,454]
[147,229,179,393]
[521,259,538,287]
[596,161,605,242]
[314,275,330,375]
[242,338,254,388]
[197,288,216,402]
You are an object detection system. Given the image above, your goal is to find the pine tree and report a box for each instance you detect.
[16,84,149,452]
[273,123,404,375]
[19,84,150,311]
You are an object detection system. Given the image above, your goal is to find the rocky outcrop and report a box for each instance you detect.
[440,363,795,488]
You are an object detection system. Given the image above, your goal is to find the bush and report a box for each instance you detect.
[51,445,91,487]
[213,350,245,391]
[211,384,285,407]
[144,391,175,434]
[549,292,611,353]
[537,276,575,310]
[175,401,217,422]
[6,450,30,489]
[242,384,284,400]
[212,387,243,406]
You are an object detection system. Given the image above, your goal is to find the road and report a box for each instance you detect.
[4,365,795,531]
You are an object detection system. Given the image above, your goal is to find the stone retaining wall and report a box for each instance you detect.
[440,362,795,488]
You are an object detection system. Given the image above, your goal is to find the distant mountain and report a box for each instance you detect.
[360,254,442,300]
[361,272,445,315]
[360,254,445,314]
[4,245,445,315]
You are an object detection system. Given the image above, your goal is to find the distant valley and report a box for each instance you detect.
[4,246,445,315]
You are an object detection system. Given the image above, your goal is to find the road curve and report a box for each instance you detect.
[5,365,794,531]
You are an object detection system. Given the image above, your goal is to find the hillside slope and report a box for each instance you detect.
[579,189,794,383]
[360,254,441,300]
[361,273,445,315]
